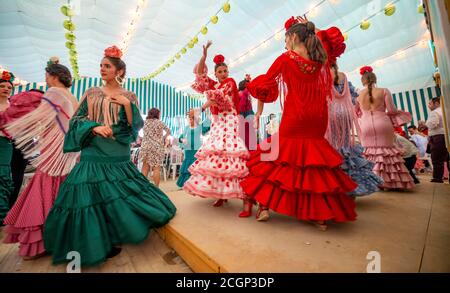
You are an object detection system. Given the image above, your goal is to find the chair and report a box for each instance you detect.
[169,147,184,180]
[159,149,171,182]
[130,147,140,168]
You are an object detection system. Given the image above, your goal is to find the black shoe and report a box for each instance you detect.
[106,246,122,259]
[414,179,420,184]
[430,179,444,183]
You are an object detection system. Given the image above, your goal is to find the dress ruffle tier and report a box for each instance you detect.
[241,134,357,222]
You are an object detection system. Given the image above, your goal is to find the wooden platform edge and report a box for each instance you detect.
[156,225,228,273]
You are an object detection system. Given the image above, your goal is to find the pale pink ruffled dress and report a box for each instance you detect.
[356,89,415,189]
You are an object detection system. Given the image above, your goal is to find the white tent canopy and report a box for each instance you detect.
[0,0,435,106]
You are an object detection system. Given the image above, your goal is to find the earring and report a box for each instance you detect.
[115,75,124,86]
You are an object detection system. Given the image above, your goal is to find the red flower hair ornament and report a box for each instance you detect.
[1,71,15,83]
[213,54,225,65]
[360,66,373,76]
[104,45,123,59]
[285,16,300,31]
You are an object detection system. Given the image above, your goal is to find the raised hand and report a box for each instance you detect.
[203,41,213,58]
[297,15,308,24]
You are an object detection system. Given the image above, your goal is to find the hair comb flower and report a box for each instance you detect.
[285,16,305,31]
[104,45,123,59]
[360,66,373,76]
[1,70,15,83]
[213,54,225,65]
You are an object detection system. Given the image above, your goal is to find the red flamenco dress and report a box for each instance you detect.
[240,28,357,223]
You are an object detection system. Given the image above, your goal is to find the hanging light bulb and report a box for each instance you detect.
[395,50,406,59]
[274,32,283,41]
[375,60,384,67]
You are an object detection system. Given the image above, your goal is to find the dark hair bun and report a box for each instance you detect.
[306,22,315,35]
[46,63,72,87]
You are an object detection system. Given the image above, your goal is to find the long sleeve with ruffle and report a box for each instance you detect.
[247,55,285,103]
[112,102,144,144]
[63,98,100,153]
[204,78,239,112]
[0,91,42,137]
[191,63,239,113]
[384,89,412,127]
[5,87,79,176]
[191,64,217,94]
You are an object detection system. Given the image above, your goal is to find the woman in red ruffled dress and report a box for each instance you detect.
[240,17,357,230]
[184,41,250,215]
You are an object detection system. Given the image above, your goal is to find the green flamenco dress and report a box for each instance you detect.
[44,98,176,266]
[176,119,210,188]
[0,136,14,224]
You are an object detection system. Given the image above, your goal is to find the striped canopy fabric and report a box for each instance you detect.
[392,86,440,127]
[12,77,205,135]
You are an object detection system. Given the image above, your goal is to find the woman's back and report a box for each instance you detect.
[358,87,387,112]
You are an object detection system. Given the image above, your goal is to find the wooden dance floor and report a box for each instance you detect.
[1,175,449,273]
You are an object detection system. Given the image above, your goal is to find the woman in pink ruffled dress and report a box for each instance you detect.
[3,59,79,260]
[183,41,250,215]
[356,66,415,190]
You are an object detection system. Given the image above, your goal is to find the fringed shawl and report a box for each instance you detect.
[78,87,138,128]
[5,87,79,176]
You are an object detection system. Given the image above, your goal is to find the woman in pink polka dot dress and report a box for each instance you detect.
[183,41,250,212]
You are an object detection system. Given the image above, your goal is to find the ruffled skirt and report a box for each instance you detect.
[363,146,415,189]
[3,170,66,257]
[43,157,177,266]
[340,144,383,196]
[184,112,250,199]
[241,133,357,222]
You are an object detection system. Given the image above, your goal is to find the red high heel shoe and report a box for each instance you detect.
[238,199,254,218]
[212,199,228,207]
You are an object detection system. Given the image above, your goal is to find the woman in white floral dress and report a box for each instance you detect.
[183,41,251,217]
[140,108,171,187]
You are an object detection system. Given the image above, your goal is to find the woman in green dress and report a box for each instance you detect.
[176,109,210,188]
[43,46,176,267]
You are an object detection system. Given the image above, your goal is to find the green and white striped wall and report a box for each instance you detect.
[392,86,440,127]
[12,78,205,136]
[12,77,205,119]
